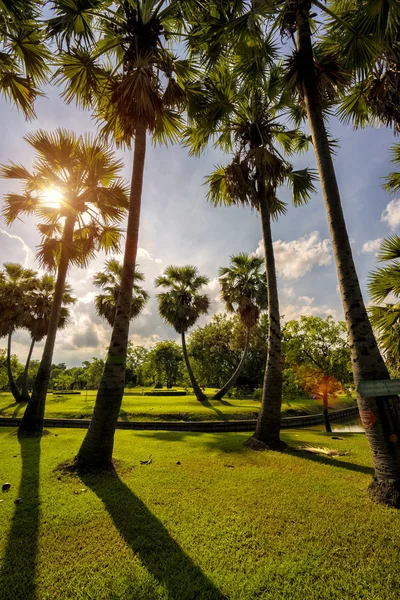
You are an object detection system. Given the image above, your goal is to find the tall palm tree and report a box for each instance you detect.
[190,65,316,448]
[368,235,400,371]
[48,0,197,468]
[20,276,75,402]
[93,259,149,327]
[214,253,267,400]
[188,0,400,504]
[155,265,210,402]
[0,0,49,117]
[0,263,38,402]
[1,129,128,434]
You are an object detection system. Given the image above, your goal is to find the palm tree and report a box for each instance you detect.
[155,265,210,402]
[368,235,400,371]
[0,263,38,402]
[93,259,149,327]
[0,0,49,117]
[20,276,76,402]
[214,253,267,400]
[188,0,400,504]
[48,0,196,468]
[190,65,316,448]
[1,129,128,434]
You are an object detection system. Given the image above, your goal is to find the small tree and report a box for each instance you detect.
[155,266,210,401]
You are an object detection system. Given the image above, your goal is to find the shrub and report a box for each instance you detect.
[252,388,262,401]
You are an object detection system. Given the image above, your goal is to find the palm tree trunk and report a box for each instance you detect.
[296,7,400,505]
[76,123,147,470]
[322,384,332,433]
[213,327,250,400]
[19,213,75,435]
[181,331,207,402]
[6,325,22,403]
[245,191,284,450]
[20,338,35,403]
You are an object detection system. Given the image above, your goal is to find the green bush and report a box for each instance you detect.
[252,388,262,401]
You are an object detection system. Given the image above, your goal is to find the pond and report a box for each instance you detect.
[332,417,364,433]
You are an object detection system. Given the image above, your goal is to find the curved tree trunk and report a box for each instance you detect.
[6,325,23,403]
[213,327,250,400]
[245,191,284,450]
[181,331,207,402]
[20,338,35,403]
[19,213,76,435]
[76,123,147,470]
[296,7,400,506]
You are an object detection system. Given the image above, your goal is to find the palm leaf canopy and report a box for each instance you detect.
[26,275,76,342]
[155,265,210,334]
[368,235,400,365]
[0,262,39,336]
[0,0,50,117]
[1,128,129,271]
[192,66,317,214]
[93,258,149,326]
[48,0,199,146]
[218,253,267,328]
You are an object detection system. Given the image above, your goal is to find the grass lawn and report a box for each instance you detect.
[0,389,356,422]
[0,427,399,599]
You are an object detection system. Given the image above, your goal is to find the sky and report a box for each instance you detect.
[0,79,399,368]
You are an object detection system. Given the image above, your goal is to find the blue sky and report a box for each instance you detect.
[0,80,399,367]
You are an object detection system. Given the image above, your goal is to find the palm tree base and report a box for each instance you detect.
[18,420,43,437]
[243,435,287,451]
[368,477,400,508]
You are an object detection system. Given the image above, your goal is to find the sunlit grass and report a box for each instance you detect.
[0,389,356,421]
[0,427,398,600]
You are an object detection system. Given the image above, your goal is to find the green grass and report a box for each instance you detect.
[0,427,399,599]
[0,388,356,422]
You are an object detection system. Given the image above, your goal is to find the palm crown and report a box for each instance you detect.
[1,128,129,271]
[0,262,38,337]
[27,274,76,342]
[93,258,149,326]
[0,0,50,118]
[155,265,210,334]
[219,253,267,329]
[49,0,196,146]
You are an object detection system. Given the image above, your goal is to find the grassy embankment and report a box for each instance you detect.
[0,388,356,421]
[0,427,398,600]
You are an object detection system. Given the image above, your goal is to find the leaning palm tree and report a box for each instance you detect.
[0,0,49,117]
[214,254,267,400]
[48,0,197,468]
[1,129,128,434]
[155,265,210,402]
[368,235,400,370]
[0,263,39,402]
[20,276,76,402]
[94,259,149,327]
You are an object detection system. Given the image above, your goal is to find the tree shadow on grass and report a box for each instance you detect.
[81,469,225,600]
[200,399,227,421]
[0,434,40,600]
[286,447,374,476]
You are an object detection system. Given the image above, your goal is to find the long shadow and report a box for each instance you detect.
[0,434,41,600]
[0,402,18,416]
[12,402,27,418]
[287,447,374,476]
[201,399,227,421]
[81,470,225,600]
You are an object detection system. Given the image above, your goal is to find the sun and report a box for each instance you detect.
[41,187,64,208]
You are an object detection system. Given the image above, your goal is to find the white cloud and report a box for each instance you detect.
[281,302,338,322]
[362,238,383,254]
[382,198,400,229]
[298,296,314,305]
[0,228,36,268]
[255,231,332,279]
[283,287,295,298]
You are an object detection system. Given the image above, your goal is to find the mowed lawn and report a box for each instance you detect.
[0,389,356,421]
[1,427,400,600]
